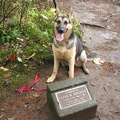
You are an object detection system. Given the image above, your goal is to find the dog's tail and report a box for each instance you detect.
[53,0,57,8]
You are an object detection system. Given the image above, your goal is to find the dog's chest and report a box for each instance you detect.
[54,45,75,61]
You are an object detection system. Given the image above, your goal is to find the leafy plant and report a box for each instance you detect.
[1,29,11,43]
[72,18,84,42]
[0,27,20,44]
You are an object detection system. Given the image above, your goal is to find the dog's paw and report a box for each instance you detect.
[84,68,89,74]
[46,77,55,83]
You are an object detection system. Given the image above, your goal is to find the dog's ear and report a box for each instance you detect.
[67,7,73,19]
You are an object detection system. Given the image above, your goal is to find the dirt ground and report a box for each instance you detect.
[0,0,120,120]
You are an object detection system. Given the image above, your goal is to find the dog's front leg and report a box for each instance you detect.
[68,58,75,78]
[46,57,59,83]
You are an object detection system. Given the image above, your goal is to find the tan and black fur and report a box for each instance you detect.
[46,6,89,83]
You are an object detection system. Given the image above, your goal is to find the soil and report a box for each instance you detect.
[0,0,120,120]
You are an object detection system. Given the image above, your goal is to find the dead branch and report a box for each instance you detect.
[80,22,106,29]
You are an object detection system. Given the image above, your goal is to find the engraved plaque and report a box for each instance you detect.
[48,77,98,120]
[55,85,91,109]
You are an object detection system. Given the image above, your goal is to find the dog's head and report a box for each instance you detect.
[54,8,73,41]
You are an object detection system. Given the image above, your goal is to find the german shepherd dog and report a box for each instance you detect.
[46,1,89,83]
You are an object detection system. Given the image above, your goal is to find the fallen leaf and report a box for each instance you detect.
[24,64,27,67]
[33,93,39,97]
[0,66,9,72]
[0,109,5,111]
[93,58,105,65]
[7,54,16,61]
[40,14,48,20]
[27,53,36,60]
[93,58,101,65]
[4,73,12,78]
[17,57,23,62]
[99,59,105,64]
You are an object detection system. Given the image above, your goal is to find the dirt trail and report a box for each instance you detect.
[0,0,120,120]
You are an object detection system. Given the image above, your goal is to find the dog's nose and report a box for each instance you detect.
[57,26,66,34]
[58,29,64,34]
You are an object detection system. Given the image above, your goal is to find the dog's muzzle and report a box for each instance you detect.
[57,26,67,34]
[56,26,68,41]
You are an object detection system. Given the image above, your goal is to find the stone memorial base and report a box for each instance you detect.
[47,76,98,120]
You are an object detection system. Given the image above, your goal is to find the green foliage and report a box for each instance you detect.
[72,18,84,41]
[10,27,20,40]
[22,21,42,41]
[22,8,55,42]
[1,29,11,43]
[0,27,20,44]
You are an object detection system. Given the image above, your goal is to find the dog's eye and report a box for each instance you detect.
[64,21,68,25]
[56,20,61,24]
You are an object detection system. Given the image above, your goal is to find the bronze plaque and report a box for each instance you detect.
[55,85,91,109]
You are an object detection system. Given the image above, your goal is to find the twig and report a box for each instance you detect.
[4,0,12,13]
[80,22,106,29]
[0,5,17,24]
[19,0,29,30]
[19,1,25,30]
[2,0,6,28]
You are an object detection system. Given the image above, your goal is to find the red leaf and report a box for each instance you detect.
[7,54,16,62]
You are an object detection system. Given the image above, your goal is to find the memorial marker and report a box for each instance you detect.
[47,76,98,120]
